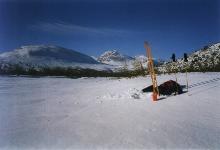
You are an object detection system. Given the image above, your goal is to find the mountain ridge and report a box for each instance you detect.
[0,42,220,75]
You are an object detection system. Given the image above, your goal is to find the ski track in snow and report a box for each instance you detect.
[0,72,220,149]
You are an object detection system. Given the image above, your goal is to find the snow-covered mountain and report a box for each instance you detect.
[97,50,135,68]
[159,42,220,72]
[97,50,163,70]
[134,55,148,63]
[0,45,113,71]
[134,55,148,68]
[134,55,163,68]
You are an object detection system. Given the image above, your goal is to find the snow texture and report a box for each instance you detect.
[0,73,220,149]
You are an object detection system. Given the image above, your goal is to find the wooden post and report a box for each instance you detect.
[144,41,159,101]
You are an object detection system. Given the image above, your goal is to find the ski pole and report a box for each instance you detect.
[174,65,178,95]
[171,53,178,95]
[185,67,189,92]
[184,53,189,92]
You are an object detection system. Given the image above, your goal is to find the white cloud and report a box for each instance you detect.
[30,21,138,37]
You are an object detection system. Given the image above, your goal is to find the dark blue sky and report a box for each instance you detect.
[0,0,219,59]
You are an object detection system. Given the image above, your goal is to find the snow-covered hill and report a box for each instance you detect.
[159,42,220,72]
[0,45,113,71]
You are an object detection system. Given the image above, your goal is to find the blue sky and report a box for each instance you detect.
[0,0,219,59]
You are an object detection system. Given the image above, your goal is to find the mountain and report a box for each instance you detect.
[134,55,148,63]
[134,55,164,68]
[0,45,113,71]
[159,42,220,73]
[97,50,163,70]
[97,50,134,68]
[134,55,148,68]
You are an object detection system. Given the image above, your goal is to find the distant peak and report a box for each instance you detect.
[101,50,120,56]
[135,55,147,59]
[97,49,134,64]
[134,55,148,62]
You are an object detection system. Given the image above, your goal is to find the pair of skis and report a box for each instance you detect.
[171,53,189,93]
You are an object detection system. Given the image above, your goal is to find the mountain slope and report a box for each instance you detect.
[159,42,220,72]
[0,45,98,64]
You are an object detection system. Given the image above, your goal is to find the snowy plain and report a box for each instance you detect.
[0,73,220,149]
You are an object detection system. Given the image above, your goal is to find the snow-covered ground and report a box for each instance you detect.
[0,73,220,149]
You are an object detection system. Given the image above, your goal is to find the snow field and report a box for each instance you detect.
[0,72,220,149]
